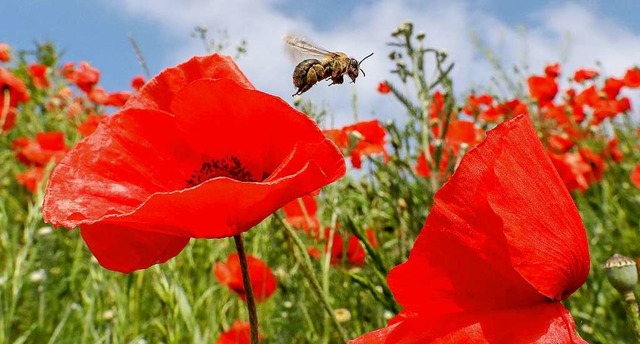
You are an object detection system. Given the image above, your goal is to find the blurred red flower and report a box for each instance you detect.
[604,137,623,163]
[77,113,103,137]
[350,115,589,343]
[631,164,640,189]
[42,54,345,273]
[105,91,131,107]
[13,131,68,166]
[16,167,45,193]
[573,68,598,82]
[283,195,320,236]
[623,67,640,88]
[216,321,263,344]
[549,152,591,193]
[214,253,277,302]
[377,81,391,94]
[28,63,50,89]
[324,120,388,169]
[0,67,30,108]
[544,63,561,78]
[65,61,100,93]
[528,75,558,107]
[602,77,625,99]
[1,108,16,133]
[325,228,377,266]
[131,75,146,91]
[0,43,11,63]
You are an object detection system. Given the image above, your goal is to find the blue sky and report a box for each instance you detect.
[4,0,640,124]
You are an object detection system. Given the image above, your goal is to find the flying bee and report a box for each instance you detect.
[284,35,373,96]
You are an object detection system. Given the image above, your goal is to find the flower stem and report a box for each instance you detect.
[274,213,349,343]
[623,291,640,340]
[233,234,259,344]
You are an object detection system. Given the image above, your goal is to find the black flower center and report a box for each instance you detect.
[186,156,260,187]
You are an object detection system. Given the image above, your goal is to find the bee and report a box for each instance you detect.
[285,35,373,96]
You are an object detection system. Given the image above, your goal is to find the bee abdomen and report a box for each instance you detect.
[293,59,326,96]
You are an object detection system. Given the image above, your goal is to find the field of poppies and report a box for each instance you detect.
[3,22,640,343]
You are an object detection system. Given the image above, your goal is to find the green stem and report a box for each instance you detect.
[274,213,349,343]
[623,291,640,341]
[233,234,260,344]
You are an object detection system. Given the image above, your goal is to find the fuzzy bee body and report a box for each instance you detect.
[285,35,373,96]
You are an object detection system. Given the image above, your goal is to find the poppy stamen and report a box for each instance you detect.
[186,156,257,186]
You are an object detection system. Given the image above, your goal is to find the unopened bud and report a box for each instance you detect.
[604,254,638,294]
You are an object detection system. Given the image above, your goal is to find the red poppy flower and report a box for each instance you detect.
[66,61,100,93]
[325,120,389,169]
[623,67,640,88]
[528,75,558,107]
[216,321,263,344]
[415,148,450,179]
[462,94,493,116]
[549,152,591,193]
[43,54,345,273]
[0,67,30,108]
[345,229,377,266]
[602,77,624,99]
[579,147,604,183]
[1,107,16,133]
[495,98,528,119]
[631,164,640,189]
[28,63,50,89]
[428,91,445,120]
[87,86,109,105]
[214,253,277,302]
[16,167,45,193]
[77,113,103,137]
[0,43,10,63]
[573,68,598,82]
[350,115,589,343]
[547,134,574,154]
[605,137,623,163]
[131,75,145,91]
[377,81,391,94]
[13,131,68,166]
[105,91,131,107]
[544,63,561,78]
[283,195,320,236]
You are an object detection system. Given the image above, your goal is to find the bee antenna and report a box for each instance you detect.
[358,52,374,66]
[361,68,366,77]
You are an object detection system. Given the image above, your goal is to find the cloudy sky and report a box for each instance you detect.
[4,0,640,125]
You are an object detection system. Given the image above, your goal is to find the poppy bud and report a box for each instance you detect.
[604,254,638,294]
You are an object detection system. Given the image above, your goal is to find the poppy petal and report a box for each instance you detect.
[125,54,254,112]
[486,118,589,300]
[43,108,198,229]
[80,222,189,273]
[388,115,588,314]
[350,303,585,344]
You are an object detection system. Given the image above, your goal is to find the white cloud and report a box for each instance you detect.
[103,0,640,125]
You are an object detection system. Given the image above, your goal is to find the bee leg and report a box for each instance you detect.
[328,75,344,86]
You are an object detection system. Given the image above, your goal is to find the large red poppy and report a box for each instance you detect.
[214,253,277,302]
[350,115,589,343]
[43,54,346,273]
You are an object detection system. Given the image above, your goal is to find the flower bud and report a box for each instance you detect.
[604,254,638,294]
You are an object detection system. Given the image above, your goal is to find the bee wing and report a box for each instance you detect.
[283,35,340,59]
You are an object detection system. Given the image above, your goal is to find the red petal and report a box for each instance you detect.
[388,115,589,315]
[126,54,254,112]
[80,222,189,273]
[352,303,585,344]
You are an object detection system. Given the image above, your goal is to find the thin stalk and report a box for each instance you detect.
[622,291,640,341]
[274,213,349,343]
[232,234,259,344]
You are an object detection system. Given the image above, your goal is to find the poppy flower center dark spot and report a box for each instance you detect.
[186,156,259,187]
